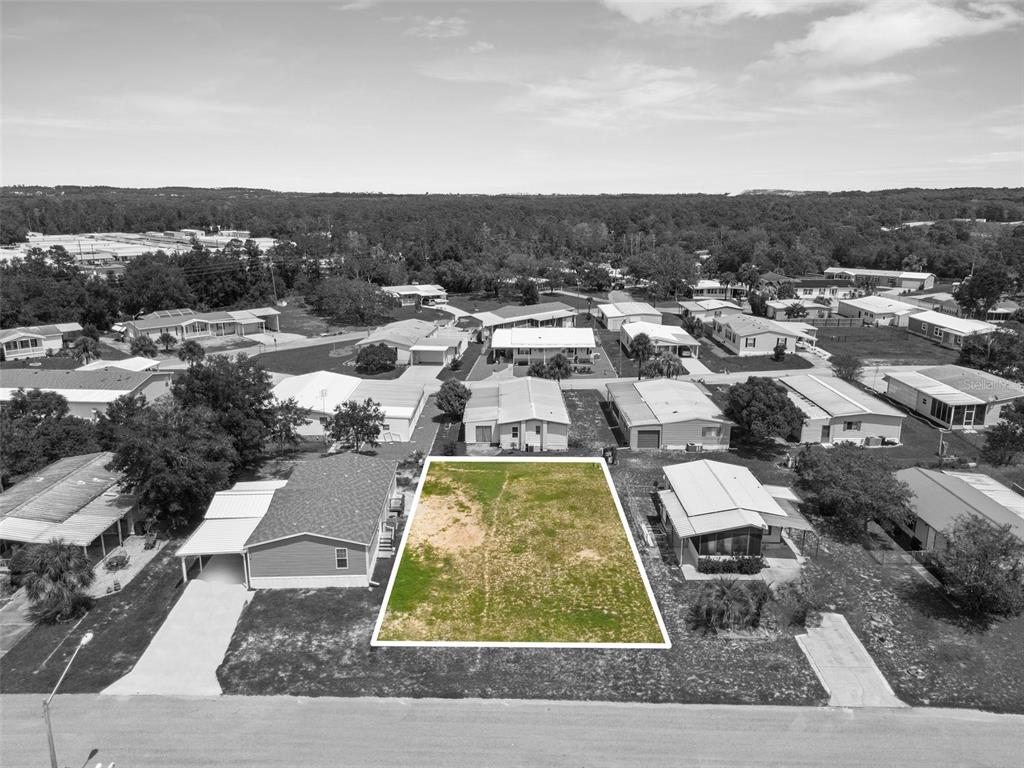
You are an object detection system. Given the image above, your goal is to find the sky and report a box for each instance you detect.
[2,0,1022,193]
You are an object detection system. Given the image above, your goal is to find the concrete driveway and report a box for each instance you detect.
[797,612,906,708]
[102,575,250,697]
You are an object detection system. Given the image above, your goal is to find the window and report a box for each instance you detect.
[701,426,721,438]
[933,326,942,337]
[335,548,349,569]
[952,335,962,346]
[534,425,541,435]
[511,426,519,439]
[776,338,787,347]
[843,421,862,431]
[382,423,391,431]
[744,337,756,347]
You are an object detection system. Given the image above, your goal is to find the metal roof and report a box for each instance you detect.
[779,374,905,420]
[620,322,698,347]
[356,319,439,349]
[883,371,984,406]
[351,380,426,419]
[203,490,279,519]
[473,302,576,327]
[825,267,934,280]
[272,371,362,413]
[664,460,784,518]
[597,301,660,319]
[177,517,267,557]
[491,327,596,349]
[718,314,813,339]
[245,453,398,547]
[467,377,570,426]
[383,284,447,296]
[607,379,728,427]
[838,295,923,314]
[908,310,997,336]
[77,356,160,372]
[677,299,742,312]
[896,468,1024,543]
[0,452,135,546]
[918,365,1024,403]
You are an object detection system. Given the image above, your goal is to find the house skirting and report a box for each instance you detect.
[247,573,370,589]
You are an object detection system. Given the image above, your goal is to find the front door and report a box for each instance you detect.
[511,425,520,449]
[820,425,831,442]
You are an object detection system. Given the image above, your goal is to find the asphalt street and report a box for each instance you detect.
[2,695,1021,768]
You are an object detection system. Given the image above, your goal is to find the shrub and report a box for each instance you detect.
[764,578,822,629]
[687,577,771,634]
[21,539,96,624]
[696,555,766,574]
[448,357,463,372]
[356,343,397,373]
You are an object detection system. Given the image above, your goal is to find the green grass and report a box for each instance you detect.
[815,325,958,365]
[377,460,665,644]
[696,339,815,373]
[253,342,406,378]
[0,546,186,693]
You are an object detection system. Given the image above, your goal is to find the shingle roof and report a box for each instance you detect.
[356,319,439,349]
[245,453,398,546]
[0,368,159,393]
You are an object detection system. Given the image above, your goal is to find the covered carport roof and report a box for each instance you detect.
[176,482,281,558]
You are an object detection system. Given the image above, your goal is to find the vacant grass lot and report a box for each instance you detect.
[816,326,958,365]
[376,460,665,644]
[0,546,186,693]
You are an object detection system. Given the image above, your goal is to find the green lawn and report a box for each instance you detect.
[375,460,666,644]
[446,292,595,314]
[696,339,815,373]
[816,326,959,365]
[0,546,186,693]
[254,341,405,378]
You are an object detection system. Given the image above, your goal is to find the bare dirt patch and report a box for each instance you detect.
[411,492,486,554]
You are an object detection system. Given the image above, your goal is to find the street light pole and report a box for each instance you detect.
[43,631,93,768]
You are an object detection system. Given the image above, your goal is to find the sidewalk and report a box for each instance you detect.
[796,612,906,708]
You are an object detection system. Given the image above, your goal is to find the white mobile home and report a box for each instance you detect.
[490,327,596,366]
[620,322,700,358]
[764,299,833,321]
[606,379,732,450]
[382,284,448,306]
[905,310,996,350]
[0,323,82,360]
[825,267,935,292]
[463,377,570,451]
[836,296,923,326]
[709,315,810,356]
[594,301,661,331]
[883,365,1023,430]
[778,374,904,445]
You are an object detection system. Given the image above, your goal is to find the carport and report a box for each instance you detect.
[175,481,283,587]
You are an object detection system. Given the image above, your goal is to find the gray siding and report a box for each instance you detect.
[248,534,369,578]
[659,419,732,450]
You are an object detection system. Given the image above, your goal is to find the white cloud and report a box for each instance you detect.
[335,1,377,10]
[796,71,913,97]
[468,41,495,54]
[601,0,850,25]
[950,150,1024,165]
[404,16,469,39]
[771,1,1023,66]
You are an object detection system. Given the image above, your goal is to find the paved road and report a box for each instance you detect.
[2,695,1021,767]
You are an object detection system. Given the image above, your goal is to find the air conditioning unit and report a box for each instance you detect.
[685,443,704,453]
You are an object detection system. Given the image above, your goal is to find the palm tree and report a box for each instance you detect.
[21,539,95,624]
[157,332,179,352]
[545,353,573,383]
[71,335,100,364]
[129,335,159,358]
[687,577,767,634]
[659,352,686,379]
[631,333,654,380]
[527,360,550,378]
[177,339,206,367]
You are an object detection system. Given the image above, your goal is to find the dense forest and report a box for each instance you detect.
[2,186,1023,332]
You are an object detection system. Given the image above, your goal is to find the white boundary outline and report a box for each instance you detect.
[370,456,671,649]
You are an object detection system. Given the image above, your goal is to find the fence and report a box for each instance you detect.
[800,317,864,328]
